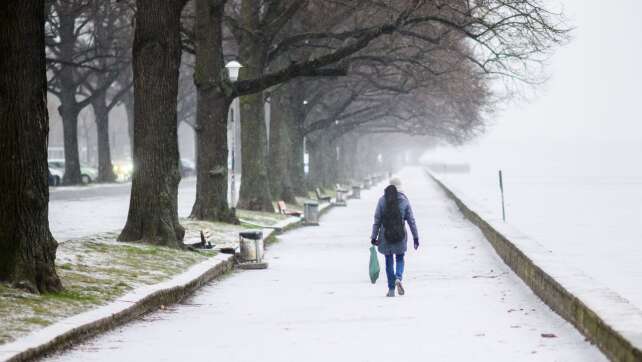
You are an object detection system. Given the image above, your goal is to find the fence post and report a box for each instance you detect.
[499,170,506,222]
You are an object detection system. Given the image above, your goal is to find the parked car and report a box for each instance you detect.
[48,167,63,186]
[47,159,98,184]
[180,158,196,177]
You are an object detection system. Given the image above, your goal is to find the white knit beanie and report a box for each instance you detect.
[389,177,402,191]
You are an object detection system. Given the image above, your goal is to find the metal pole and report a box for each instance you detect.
[499,170,506,222]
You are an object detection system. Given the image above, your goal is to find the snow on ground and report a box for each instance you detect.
[0,234,215,345]
[49,178,196,241]
[45,167,604,362]
[426,141,642,311]
[1,175,284,347]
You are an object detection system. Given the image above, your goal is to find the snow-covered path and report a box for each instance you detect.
[46,168,604,361]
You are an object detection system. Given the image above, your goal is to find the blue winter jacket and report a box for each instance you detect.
[370,192,419,255]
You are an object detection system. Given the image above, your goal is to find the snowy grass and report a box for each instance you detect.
[0,210,278,346]
[305,187,336,200]
[236,209,288,227]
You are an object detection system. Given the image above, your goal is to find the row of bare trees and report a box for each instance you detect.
[46,0,133,184]
[0,0,568,293]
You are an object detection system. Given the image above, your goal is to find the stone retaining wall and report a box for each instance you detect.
[429,171,642,362]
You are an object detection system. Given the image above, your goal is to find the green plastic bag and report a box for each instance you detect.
[369,245,380,284]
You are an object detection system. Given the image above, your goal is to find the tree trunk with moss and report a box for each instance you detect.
[190,0,237,222]
[0,0,63,293]
[118,0,187,247]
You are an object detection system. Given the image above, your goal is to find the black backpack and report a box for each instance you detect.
[382,185,405,243]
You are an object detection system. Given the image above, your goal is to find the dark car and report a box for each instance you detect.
[48,167,63,186]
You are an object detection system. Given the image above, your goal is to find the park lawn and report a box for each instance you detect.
[305,186,337,201]
[236,209,288,227]
[0,210,282,345]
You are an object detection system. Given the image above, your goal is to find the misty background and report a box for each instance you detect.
[425,0,642,308]
[428,0,642,171]
[46,1,642,174]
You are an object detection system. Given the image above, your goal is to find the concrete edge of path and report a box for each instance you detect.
[0,254,236,362]
[428,170,642,362]
[0,203,338,362]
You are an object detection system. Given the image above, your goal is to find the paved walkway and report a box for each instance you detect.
[47,168,604,361]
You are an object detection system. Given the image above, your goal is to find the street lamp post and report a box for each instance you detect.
[226,61,243,208]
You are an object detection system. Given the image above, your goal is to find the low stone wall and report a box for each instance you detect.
[429,171,642,362]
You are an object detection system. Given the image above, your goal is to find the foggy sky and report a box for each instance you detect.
[481,0,642,144]
[425,0,642,178]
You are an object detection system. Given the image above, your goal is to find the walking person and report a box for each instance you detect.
[371,178,419,297]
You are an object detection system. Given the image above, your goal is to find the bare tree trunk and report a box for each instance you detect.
[308,135,338,188]
[288,80,307,195]
[189,0,236,222]
[118,0,187,247]
[307,138,322,189]
[0,0,63,293]
[123,88,135,157]
[92,92,117,182]
[337,134,356,184]
[354,136,367,180]
[324,138,339,187]
[343,135,359,182]
[236,0,273,212]
[58,8,82,185]
[268,86,297,203]
[237,86,274,211]
[290,128,306,195]
[191,95,237,221]
[58,102,82,184]
[355,135,378,179]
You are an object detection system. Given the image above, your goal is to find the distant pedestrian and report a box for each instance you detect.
[370,177,419,297]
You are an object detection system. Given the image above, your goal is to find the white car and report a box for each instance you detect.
[48,159,98,184]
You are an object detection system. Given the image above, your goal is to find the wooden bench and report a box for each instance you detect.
[315,188,333,203]
[277,200,302,217]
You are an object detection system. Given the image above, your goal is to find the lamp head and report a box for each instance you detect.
[225,60,243,81]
